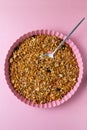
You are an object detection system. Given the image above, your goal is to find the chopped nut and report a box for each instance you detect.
[9,58,13,63]
[72,78,76,81]
[11,79,14,84]
[54,63,59,67]
[25,68,29,72]
[13,54,17,59]
[58,74,63,78]
[35,87,39,91]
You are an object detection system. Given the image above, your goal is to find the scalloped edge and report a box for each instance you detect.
[4,29,83,108]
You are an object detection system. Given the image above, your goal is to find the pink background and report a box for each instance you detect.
[0,0,87,130]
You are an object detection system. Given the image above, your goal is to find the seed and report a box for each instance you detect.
[46,68,51,73]
[38,59,41,64]
[56,87,61,92]
[14,46,19,51]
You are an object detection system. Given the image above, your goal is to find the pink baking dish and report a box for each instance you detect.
[5,30,83,108]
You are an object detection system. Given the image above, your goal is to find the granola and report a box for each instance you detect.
[9,34,79,104]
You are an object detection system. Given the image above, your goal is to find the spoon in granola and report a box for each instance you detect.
[40,17,85,59]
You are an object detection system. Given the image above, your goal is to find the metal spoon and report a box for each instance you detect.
[40,17,85,59]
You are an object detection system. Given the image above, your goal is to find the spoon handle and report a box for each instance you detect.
[53,17,85,55]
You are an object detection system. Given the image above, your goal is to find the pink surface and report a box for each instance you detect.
[0,0,87,130]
